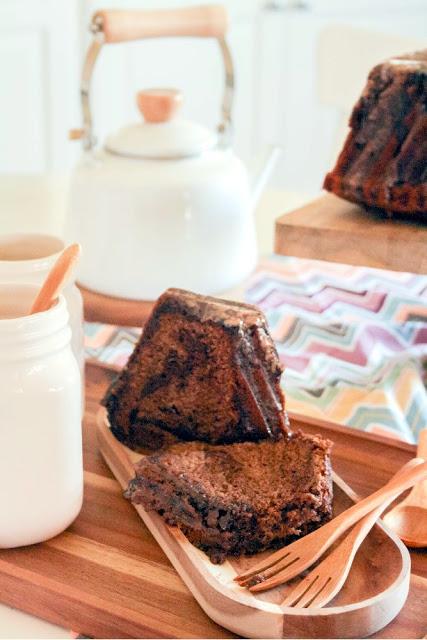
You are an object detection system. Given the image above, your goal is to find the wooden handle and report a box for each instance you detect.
[328,459,427,540]
[417,428,427,460]
[69,128,85,141]
[30,244,82,315]
[407,428,427,506]
[296,458,427,571]
[93,5,228,44]
[341,458,422,551]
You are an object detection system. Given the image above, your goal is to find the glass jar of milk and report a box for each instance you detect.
[0,234,84,377]
[0,284,83,548]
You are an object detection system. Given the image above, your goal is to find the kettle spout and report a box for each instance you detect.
[250,146,282,210]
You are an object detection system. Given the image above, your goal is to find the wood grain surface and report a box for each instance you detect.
[98,408,412,639]
[274,193,427,274]
[0,362,425,639]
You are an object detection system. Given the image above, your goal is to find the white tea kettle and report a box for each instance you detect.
[66,5,279,300]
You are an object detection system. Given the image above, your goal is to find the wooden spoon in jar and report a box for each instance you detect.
[30,243,82,314]
[383,428,427,548]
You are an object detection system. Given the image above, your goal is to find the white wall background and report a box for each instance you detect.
[1,0,426,193]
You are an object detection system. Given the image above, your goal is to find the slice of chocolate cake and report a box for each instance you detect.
[104,288,289,451]
[125,431,333,564]
[324,49,427,215]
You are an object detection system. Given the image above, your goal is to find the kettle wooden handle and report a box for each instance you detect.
[76,4,233,152]
[93,5,228,44]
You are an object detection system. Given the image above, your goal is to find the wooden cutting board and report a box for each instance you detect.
[97,407,411,639]
[274,193,427,274]
[0,362,425,639]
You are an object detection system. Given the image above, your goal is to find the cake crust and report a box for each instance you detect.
[125,431,333,563]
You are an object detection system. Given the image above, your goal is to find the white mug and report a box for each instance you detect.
[0,284,83,547]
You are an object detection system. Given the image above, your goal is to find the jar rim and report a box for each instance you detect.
[0,233,64,266]
[0,283,66,326]
[0,284,71,359]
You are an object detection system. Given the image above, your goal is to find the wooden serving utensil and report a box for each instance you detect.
[383,429,427,548]
[281,458,422,608]
[30,243,82,315]
[235,459,427,592]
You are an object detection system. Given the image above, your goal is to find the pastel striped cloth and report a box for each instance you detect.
[85,256,427,444]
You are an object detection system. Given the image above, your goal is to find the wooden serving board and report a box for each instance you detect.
[78,283,154,327]
[0,363,425,639]
[97,408,411,639]
[274,193,427,274]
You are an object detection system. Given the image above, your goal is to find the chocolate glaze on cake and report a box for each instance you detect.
[125,430,333,563]
[103,288,289,451]
[324,50,427,215]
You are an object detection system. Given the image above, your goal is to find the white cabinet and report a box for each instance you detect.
[0,0,81,173]
[0,30,46,172]
[1,0,426,190]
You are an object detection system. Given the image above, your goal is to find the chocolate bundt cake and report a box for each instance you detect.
[125,431,333,563]
[324,49,427,215]
[104,288,289,451]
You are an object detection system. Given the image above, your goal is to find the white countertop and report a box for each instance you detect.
[0,174,312,638]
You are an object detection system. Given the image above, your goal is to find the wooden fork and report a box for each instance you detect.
[235,458,427,593]
[281,458,421,608]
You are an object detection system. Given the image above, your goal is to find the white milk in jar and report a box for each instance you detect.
[0,284,83,547]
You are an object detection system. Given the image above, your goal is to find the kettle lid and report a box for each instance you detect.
[105,88,217,159]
